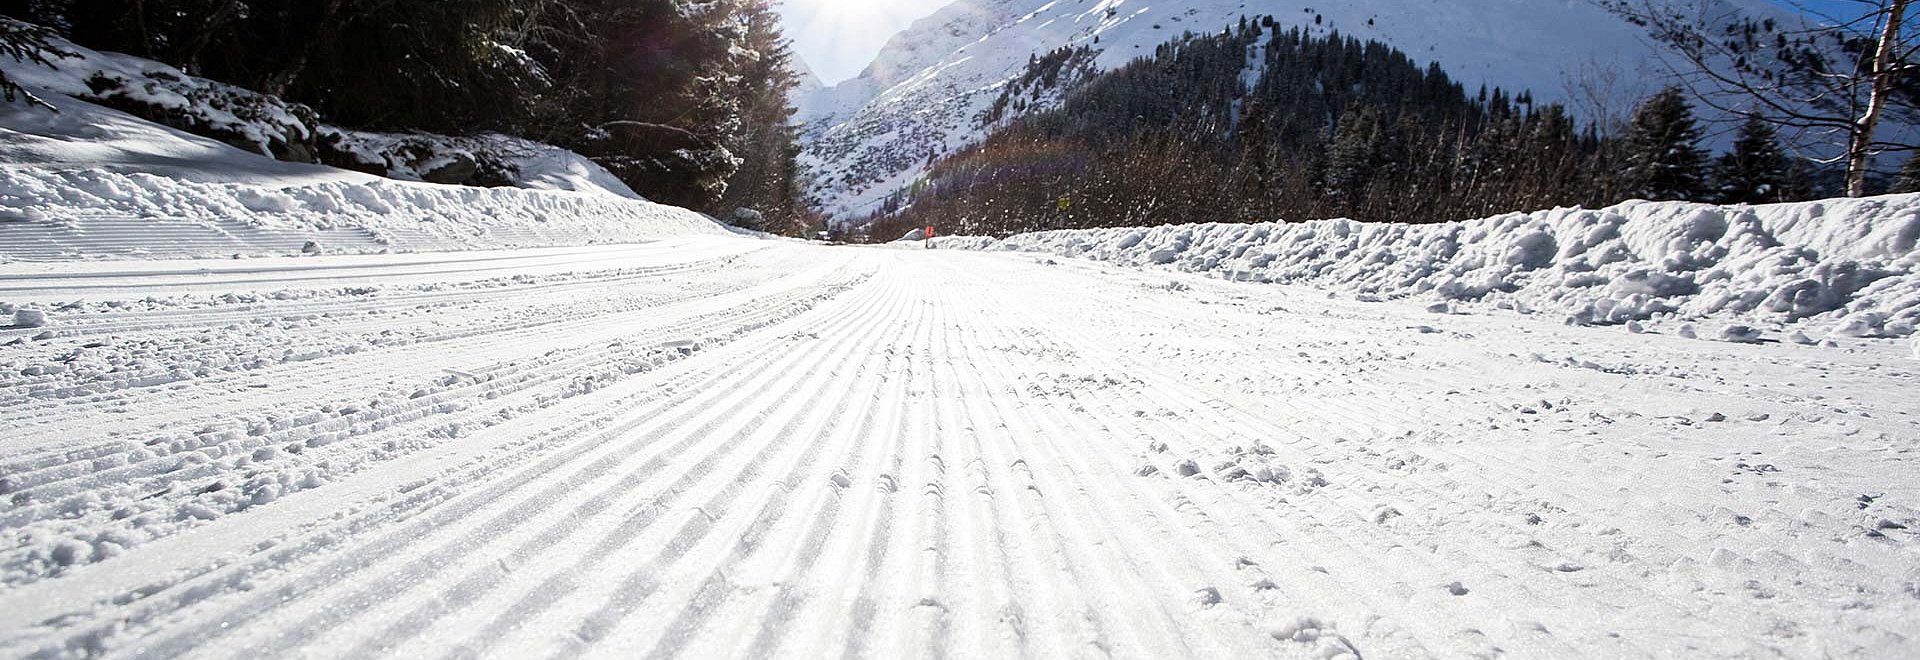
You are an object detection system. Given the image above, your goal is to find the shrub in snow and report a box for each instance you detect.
[728,207,767,231]
[319,130,537,189]
[78,69,320,162]
[577,121,739,209]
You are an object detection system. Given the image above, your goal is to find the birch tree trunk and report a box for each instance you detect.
[1848,0,1909,197]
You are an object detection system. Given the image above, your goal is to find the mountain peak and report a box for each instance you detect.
[797,0,1802,224]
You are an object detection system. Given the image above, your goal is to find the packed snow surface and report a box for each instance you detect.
[4,47,1917,653]
[1,232,1915,657]
[940,196,1920,340]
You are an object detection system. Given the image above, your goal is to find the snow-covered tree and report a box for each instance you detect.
[1623,87,1708,201]
[1891,151,1920,192]
[1713,114,1801,203]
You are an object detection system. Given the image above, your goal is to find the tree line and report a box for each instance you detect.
[1602,0,1920,197]
[863,18,1889,240]
[1,0,820,235]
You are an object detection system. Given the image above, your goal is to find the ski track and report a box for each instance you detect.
[2,241,1916,659]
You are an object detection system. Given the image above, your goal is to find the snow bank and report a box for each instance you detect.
[0,166,727,260]
[940,197,1920,338]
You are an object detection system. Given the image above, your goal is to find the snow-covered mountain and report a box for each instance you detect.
[793,56,825,96]
[796,0,1803,223]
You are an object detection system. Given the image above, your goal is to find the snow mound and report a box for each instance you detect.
[0,166,727,261]
[942,196,1920,338]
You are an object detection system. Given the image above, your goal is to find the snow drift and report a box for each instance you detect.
[0,166,729,261]
[939,196,1920,339]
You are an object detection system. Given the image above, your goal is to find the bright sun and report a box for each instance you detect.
[778,0,941,84]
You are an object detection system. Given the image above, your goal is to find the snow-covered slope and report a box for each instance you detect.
[797,0,1802,222]
[0,43,730,261]
[3,30,649,198]
[939,195,1920,341]
[793,56,825,96]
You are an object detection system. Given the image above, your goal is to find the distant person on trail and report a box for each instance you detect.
[926,225,935,249]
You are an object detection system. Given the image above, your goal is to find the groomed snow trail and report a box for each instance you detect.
[2,241,1916,658]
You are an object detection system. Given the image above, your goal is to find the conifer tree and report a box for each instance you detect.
[7,0,808,217]
[1622,87,1707,201]
[1324,106,1383,209]
[718,0,806,230]
[1712,115,1799,204]
[1891,154,1920,194]
[0,18,65,111]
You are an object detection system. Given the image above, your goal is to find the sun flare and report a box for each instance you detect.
[779,0,940,84]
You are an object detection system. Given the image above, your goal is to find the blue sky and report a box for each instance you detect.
[1782,0,1879,22]
[779,0,1879,87]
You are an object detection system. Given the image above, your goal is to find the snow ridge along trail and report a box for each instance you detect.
[3,241,1917,658]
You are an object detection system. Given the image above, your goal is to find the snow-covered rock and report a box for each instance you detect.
[318,129,644,198]
[941,196,1920,338]
[11,308,47,328]
[798,0,1809,222]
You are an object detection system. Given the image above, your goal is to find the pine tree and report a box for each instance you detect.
[1892,154,1920,194]
[868,20,1631,237]
[1712,114,1797,204]
[1622,87,1708,201]
[717,0,807,232]
[1,18,67,111]
[1323,106,1383,210]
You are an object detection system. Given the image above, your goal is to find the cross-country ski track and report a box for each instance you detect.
[1,238,1915,658]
